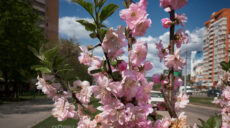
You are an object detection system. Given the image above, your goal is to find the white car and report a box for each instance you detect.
[148,91,165,108]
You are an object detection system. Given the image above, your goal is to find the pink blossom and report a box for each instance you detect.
[174,77,182,90]
[36,76,58,98]
[118,61,127,72]
[212,97,221,105]
[158,103,166,111]
[222,107,230,128]
[175,13,187,27]
[78,46,92,66]
[78,116,97,128]
[52,97,78,121]
[121,70,138,101]
[154,117,171,128]
[193,123,198,128]
[73,80,92,104]
[129,41,148,66]
[131,17,152,36]
[88,58,102,76]
[120,0,151,36]
[136,80,153,105]
[92,76,113,104]
[102,26,126,59]
[120,0,147,29]
[143,61,153,71]
[222,86,230,100]
[156,40,168,62]
[165,49,186,70]
[175,29,189,48]
[173,112,188,127]
[175,92,189,111]
[161,18,172,28]
[160,0,187,10]
[152,74,168,86]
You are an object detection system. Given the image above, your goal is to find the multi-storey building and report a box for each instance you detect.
[32,0,59,41]
[203,8,230,87]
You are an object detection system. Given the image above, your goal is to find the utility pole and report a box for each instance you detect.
[184,43,187,94]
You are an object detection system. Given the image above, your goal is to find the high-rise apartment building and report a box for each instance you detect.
[32,0,59,41]
[203,8,230,87]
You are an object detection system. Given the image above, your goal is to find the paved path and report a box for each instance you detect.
[157,104,221,126]
[0,98,53,128]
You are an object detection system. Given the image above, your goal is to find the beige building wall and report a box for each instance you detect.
[33,0,59,41]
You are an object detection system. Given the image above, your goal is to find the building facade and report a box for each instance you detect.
[203,8,230,87]
[191,51,203,85]
[32,0,59,41]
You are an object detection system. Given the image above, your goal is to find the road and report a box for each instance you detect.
[157,104,221,126]
[0,98,53,128]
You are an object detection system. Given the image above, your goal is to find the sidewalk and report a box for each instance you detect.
[0,98,53,128]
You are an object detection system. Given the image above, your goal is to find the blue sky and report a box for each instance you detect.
[58,0,230,75]
[59,0,230,39]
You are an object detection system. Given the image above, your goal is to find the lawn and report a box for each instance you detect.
[189,96,218,107]
[32,116,78,128]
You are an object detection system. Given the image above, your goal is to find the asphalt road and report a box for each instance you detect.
[158,104,221,126]
[0,98,53,128]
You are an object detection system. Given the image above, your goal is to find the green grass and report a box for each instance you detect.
[32,116,78,128]
[189,97,218,107]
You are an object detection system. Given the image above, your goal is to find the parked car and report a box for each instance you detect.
[207,89,222,97]
[179,86,194,95]
[149,91,164,109]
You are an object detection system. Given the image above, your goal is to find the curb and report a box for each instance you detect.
[188,104,221,111]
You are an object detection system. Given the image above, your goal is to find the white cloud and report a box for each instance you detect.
[59,16,94,39]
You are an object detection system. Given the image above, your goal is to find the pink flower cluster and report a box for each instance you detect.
[36,74,77,121]
[75,46,155,127]
[160,0,187,11]
[102,26,127,59]
[175,92,189,112]
[36,0,196,127]
[154,112,196,128]
[120,0,151,36]
[213,83,230,127]
[156,40,168,62]
[165,49,186,70]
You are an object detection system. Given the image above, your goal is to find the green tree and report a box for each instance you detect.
[0,0,46,99]
[44,39,93,84]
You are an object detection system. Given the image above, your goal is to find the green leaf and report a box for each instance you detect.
[101,24,107,28]
[77,20,96,32]
[44,46,57,61]
[220,61,229,71]
[101,60,107,71]
[31,65,44,70]
[28,46,39,57]
[99,29,107,40]
[89,32,97,38]
[100,4,118,22]
[110,60,117,67]
[90,69,102,74]
[35,67,51,73]
[72,0,94,17]
[112,71,122,81]
[98,0,106,9]
[28,46,44,60]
